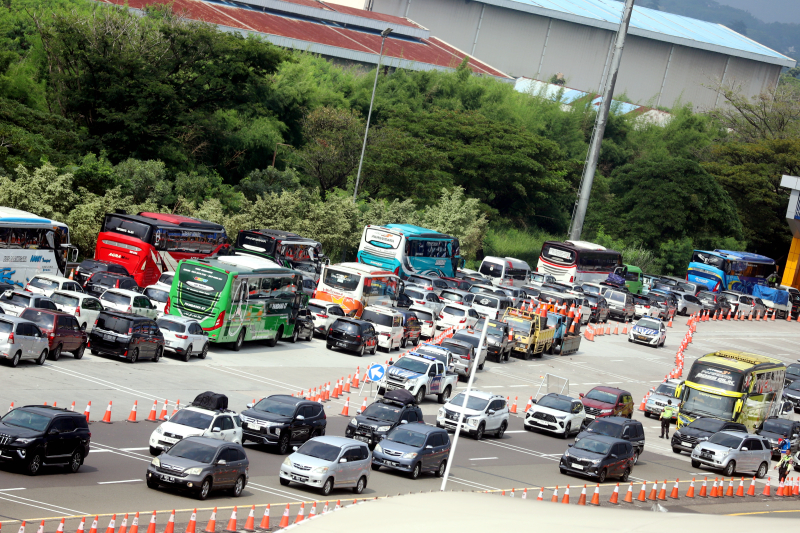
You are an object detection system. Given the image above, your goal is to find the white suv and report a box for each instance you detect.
[436,303,479,331]
[26,275,84,297]
[437,390,509,440]
[148,406,242,456]
[523,393,586,438]
[361,305,403,351]
[99,289,159,319]
[156,316,209,361]
[307,298,346,335]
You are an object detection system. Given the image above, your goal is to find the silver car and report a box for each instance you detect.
[0,290,58,317]
[644,379,683,419]
[0,315,50,367]
[406,274,449,296]
[691,431,771,478]
[675,293,703,316]
[279,436,371,496]
[403,287,444,316]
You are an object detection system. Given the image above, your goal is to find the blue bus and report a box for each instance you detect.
[356,224,461,279]
[687,250,777,293]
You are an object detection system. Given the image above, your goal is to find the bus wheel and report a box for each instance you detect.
[289,327,298,344]
[232,329,245,351]
[266,326,282,348]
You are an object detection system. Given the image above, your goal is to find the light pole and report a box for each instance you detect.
[352,27,392,204]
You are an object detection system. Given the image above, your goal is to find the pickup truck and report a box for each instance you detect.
[752,285,791,319]
[501,307,554,360]
[378,353,460,404]
[474,318,512,362]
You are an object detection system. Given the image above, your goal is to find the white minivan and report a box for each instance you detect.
[50,290,105,332]
[478,257,531,288]
[361,305,403,351]
[26,275,84,297]
[99,289,159,319]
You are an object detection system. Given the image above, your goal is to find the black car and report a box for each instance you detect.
[757,417,800,458]
[696,291,732,315]
[240,395,326,454]
[585,294,609,323]
[560,435,634,483]
[85,272,140,298]
[288,309,314,342]
[345,389,423,449]
[0,405,90,475]
[75,259,131,286]
[574,416,645,464]
[88,311,164,363]
[783,379,800,412]
[671,417,747,454]
[785,364,800,387]
[326,318,377,356]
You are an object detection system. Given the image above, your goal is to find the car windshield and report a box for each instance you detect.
[655,383,676,396]
[504,317,532,333]
[443,306,465,317]
[682,389,737,420]
[297,440,341,461]
[392,357,429,374]
[637,319,661,330]
[332,321,359,334]
[0,321,12,334]
[387,428,426,447]
[168,409,213,430]
[697,293,716,303]
[95,315,132,334]
[440,291,465,303]
[762,420,792,435]
[440,342,469,356]
[415,347,448,365]
[167,440,217,463]
[584,389,618,404]
[157,319,186,333]
[574,438,611,455]
[404,289,426,301]
[686,417,726,433]
[474,321,505,336]
[412,309,433,322]
[584,419,623,438]
[361,403,402,422]
[473,296,499,308]
[51,293,79,307]
[361,310,393,328]
[0,292,31,307]
[581,285,601,295]
[648,293,667,304]
[20,310,54,329]
[308,304,326,315]
[1,409,50,431]
[253,399,296,417]
[157,273,173,285]
[537,395,572,412]
[708,433,743,449]
[100,292,131,306]
[452,333,480,349]
[322,268,360,292]
[449,393,489,411]
[787,364,800,377]
[788,380,800,391]
[144,288,169,303]
[29,277,59,290]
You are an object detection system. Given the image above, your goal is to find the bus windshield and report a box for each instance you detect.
[686,363,744,392]
[322,268,361,292]
[682,388,737,419]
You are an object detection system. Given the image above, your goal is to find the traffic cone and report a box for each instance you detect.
[105,515,116,533]
[308,502,317,519]
[638,391,649,412]
[7,401,14,412]
[794,477,799,496]
[359,397,367,414]
[608,483,620,505]
[258,505,270,530]
[561,485,570,504]
[736,478,744,497]
[204,509,217,533]
[524,397,532,412]
[536,488,544,501]
[747,477,756,497]
[551,486,559,502]
[186,511,197,533]
[788,310,793,322]
[612,324,618,335]
[604,325,610,335]
[763,477,771,496]
[772,309,777,321]
[277,505,290,529]
[637,481,647,501]
[725,478,734,497]
[589,484,600,506]
[686,478,695,498]
[84,401,92,423]
[145,513,155,533]
[748,310,753,321]
[163,512,175,533]
[127,401,138,423]
[224,508,238,533]
[667,317,673,328]
[657,480,667,500]
[797,312,800,323]
[648,481,658,500]
[325,382,331,401]
[669,479,680,499]
[145,400,158,422]
[343,376,351,394]
[243,506,255,532]
[577,485,587,505]
[57,518,66,533]
[75,518,85,533]
[294,503,305,524]
[623,482,633,503]
[522,488,527,500]
[509,397,518,414]
[100,401,113,424]
[37,521,45,533]
[699,477,708,497]
[171,400,180,418]
[159,400,169,421]
[726,308,732,320]
[90,516,99,533]
[584,324,594,341]
[509,488,515,497]
[353,368,360,388]
[129,513,139,533]
[710,478,719,498]
[777,479,785,496]
[331,380,340,400]
[18,523,26,533]
[622,321,628,334]
[340,397,350,416]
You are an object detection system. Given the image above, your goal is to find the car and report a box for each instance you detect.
[436,390,509,440]
[439,338,480,379]
[143,286,170,315]
[88,310,164,363]
[468,283,501,297]
[543,281,575,293]
[19,308,87,361]
[719,291,755,317]
[0,290,58,317]
[670,417,748,455]
[628,316,666,347]
[560,435,634,483]
[528,272,556,287]
[690,431,771,477]
[85,272,140,298]
[412,343,456,370]
[240,395,326,454]
[394,308,422,348]
[408,305,436,339]
[380,353,460,404]
[26,275,84,297]
[156,316,209,361]
[493,286,526,308]
[361,305,404,352]
[470,292,513,320]
[0,405,90,475]
[406,274,449,295]
[99,288,159,319]
[752,297,768,318]
[757,417,800,458]
[574,416,645,464]
[373,424,450,479]
[147,436,248,500]
[632,294,653,319]
[450,330,488,370]
[523,393,586,438]
[50,291,105,333]
[580,387,634,421]
[782,379,800,411]
[438,288,475,308]
[154,271,175,291]
[580,283,605,296]
[584,294,609,323]
[473,318,512,362]
[436,303,479,332]
[292,308,315,342]
[307,299,346,335]
[520,285,542,300]
[74,259,131,287]
[0,315,50,367]
[279,436,371,496]
[785,364,800,387]
[644,379,682,419]
[674,293,703,316]
[325,318,378,356]
[696,291,733,316]
[604,290,634,321]
[437,276,472,291]
[149,395,242,456]
[402,287,444,316]
[345,389,423,449]
[646,291,677,320]
[652,281,695,299]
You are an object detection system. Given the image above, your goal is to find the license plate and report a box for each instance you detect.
[337,342,347,348]
[572,463,584,470]
[162,437,177,443]
[636,335,647,341]
[354,435,370,443]
[291,474,308,482]
[103,334,115,341]
[535,421,553,427]
[683,440,693,447]
[161,475,175,482]
[585,414,595,419]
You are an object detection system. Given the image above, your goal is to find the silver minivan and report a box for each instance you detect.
[279,436,371,496]
[691,431,771,478]
[0,316,50,367]
[605,290,635,321]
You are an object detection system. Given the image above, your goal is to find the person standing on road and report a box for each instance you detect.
[660,400,674,439]
[767,268,779,288]
[775,449,793,483]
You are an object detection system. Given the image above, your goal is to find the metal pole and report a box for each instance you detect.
[352,28,392,204]
[568,0,635,240]
[440,317,490,491]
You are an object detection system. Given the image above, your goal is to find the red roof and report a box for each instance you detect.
[101,0,510,78]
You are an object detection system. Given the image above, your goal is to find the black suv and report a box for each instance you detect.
[85,272,139,298]
[0,405,90,475]
[671,417,747,454]
[240,395,327,454]
[75,259,131,286]
[575,416,645,464]
[345,389,423,449]
[89,311,164,363]
[326,318,377,356]
[560,435,635,483]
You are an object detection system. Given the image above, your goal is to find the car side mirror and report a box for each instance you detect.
[49,428,59,435]
[579,393,584,398]
[212,427,221,433]
[164,415,170,421]
[426,445,433,449]
[80,323,86,331]
[339,458,347,463]
[293,446,298,452]
[741,447,749,451]
[567,443,573,447]
[782,401,793,415]
[488,410,496,415]
[400,420,408,424]
[610,454,617,459]
[295,415,305,421]
[216,459,227,465]
[246,403,254,409]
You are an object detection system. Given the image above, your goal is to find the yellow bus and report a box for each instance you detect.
[677,351,785,431]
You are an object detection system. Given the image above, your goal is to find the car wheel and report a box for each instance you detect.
[672,447,681,454]
[153,347,162,362]
[36,349,47,365]
[277,432,290,455]
[633,450,640,465]
[74,343,86,360]
[597,469,607,483]
[474,423,485,441]
[401,337,407,348]
[67,450,82,473]
[50,344,62,361]
[289,327,298,344]
[415,387,425,404]
[8,350,21,367]
[562,423,571,439]
[199,343,208,359]
[496,421,507,439]
[756,461,768,479]
[410,462,422,480]
[146,477,159,489]
[326,343,332,350]
[128,348,139,364]
[353,476,367,494]
[621,468,630,482]
[182,345,192,362]
[478,359,485,370]
[358,344,365,357]
[197,478,212,500]
[232,329,245,351]
[723,461,736,477]
[691,459,700,468]
[25,452,43,476]
[279,477,290,486]
[149,446,161,456]
[371,345,377,355]
[437,386,451,405]
[321,478,333,496]
[436,460,447,477]
[231,475,245,497]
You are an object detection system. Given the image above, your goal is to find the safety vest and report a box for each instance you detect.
[661,406,674,419]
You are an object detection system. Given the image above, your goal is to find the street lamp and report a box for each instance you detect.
[352,27,392,204]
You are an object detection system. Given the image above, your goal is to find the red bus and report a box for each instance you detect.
[94,212,228,287]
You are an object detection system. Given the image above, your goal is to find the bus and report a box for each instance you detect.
[234,229,326,278]
[687,250,777,293]
[95,212,228,287]
[357,224,461,279]
[166,256,305,349]
[536,241,623,285]
[677,351,785,431]
[314,262,400,318]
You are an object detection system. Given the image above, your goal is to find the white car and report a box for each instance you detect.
[409,304,436,339]
[361,305,403,351]
[0,290,58,317]
[99,289,159,319]
[471,293,512,320]
[154,271,175,290]
[403,286,444,316]
[50,290,105,332]
[628,316,666,347]
[523,392,586,438]
[148,405,242,456]
[0,315,50,367]
[143,286,170,315]
[632,295,654,319]
[436,303,479,331]
[26,275,84,297]
[436,390,509,440]
[156,316,209,361]
[307,298,345,335]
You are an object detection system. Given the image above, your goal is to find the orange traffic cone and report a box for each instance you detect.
[37,521,45,533]
[277,505,290,529]
[84,401,92,423]
[100,401,113,423]
[608,483,620,505]
[623,482,633,503]
[340,397,350,416]
[204,509,217,533]
[589,484,600,506]
[793,477,799,496]
[294,503,305,524]
[657,481,667,500]
[536,488,544,501]
[710,478,719,498]
[258,505,270,530]
[669,479,680,499]
[612,324,619,335]
[509,397,518,414]
[353,368,360,388]
[746,477,756,497]
[524,397,532,412]
[637,481,647,501]
[686,478,695,498]
[772,309,777,321]
[127,401,138,423]
[584,324,595,341]
[522,488,528,500]
[648,481,658,500]
[577,485,587,505]
[145,400,158,422]
[725,478,734,497]
[561,485,570,504]
[75,518,86,533]
[163,512,175,533]
[243,506,255,532]
[763,477,771,496]
[551,486,559,502]
[224,507,237,533]
[359,397,367,414]
[604,325,611,335]
[699,477,708,498]
[159,400,169,421]
[105,515,116,533]
[308,502,317,519]
[19,523,27,533]
[777,479,785,497]
[186,510,197,533]
[343,377,351,394]
[89,516,99,533]
[622,321,628,334]
[145,514,155,533]
[736,478,745,497]
[667,317,673,328]
[129,513,139,533]
[331,380,340,400]
[57,518,67,533]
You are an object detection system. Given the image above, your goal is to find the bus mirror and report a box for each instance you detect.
[781,401,793,415]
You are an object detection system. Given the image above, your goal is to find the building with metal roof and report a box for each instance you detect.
[101,0,511,80]
[367,0,796,108]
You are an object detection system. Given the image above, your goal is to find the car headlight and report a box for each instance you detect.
[438,409,444,417]
[151,457,160,467]
[467,418,478,426]
[185,467,202,475]
[698,437,708,442]
[376,426,391,432]
[403,452,418,459]
[375,443,383,453]
[590,459,600,465]
[350,418,358,426]
[156,427,163,434]
[14,437,34,444]
[555,415,566,420]
[313,466,328,474]
[282,457,292,466]
[564,450,570,457]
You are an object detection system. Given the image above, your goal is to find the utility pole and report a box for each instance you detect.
[568,0,635,241]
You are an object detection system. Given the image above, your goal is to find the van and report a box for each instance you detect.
[620,264,643,295]
[605,290,634,321]
[361,306,404,352]
[477,256,531,288]
[470,293,513,319]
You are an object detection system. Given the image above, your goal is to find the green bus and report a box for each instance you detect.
[166,256,306,350]
[623,264,643,295]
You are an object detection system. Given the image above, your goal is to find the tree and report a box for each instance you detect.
[708,83,800,143]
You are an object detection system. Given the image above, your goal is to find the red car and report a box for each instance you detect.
[579,386,634,422]
[19,308,88,361]
[439,276,473,291]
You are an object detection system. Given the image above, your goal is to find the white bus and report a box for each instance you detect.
[477,256,531,287]
[314,262,400,318]
[536,240,622,284]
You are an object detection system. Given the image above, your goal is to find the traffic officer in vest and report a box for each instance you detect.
[660,400,675,439]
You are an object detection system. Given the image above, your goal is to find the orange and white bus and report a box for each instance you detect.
[314,262,400,318]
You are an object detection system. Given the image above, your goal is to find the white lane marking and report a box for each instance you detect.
[0,488,25,491]
[91,443,151,462]
[611,360,624,362]
[508,385,528,388]
[566,361,647,384]
[89,449,113,452]
[582,383,600,385]
[247,482,308,502]
[43,364,161,401]
[121,447,150,452]
[469,457,498,461]
[0,491,87,514]
[482,386,505,388]
[527,364,547,367]
[0,494,82,516]
[98,479,143,485]
[505,431,526,433]
[448,476,500,490]
[478,439,558,462]
[488,369,543,386]
[606,382,622,384]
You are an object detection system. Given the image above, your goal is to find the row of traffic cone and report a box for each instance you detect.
[6,399,182,424]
